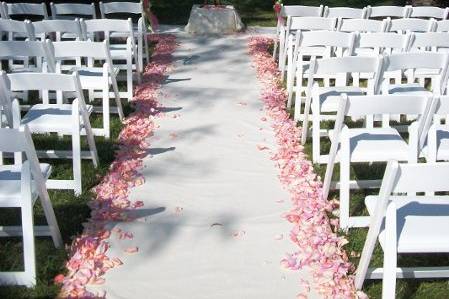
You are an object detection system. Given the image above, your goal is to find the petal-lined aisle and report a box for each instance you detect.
[77,30,319,298]
[58,34,177,298]
[248,37,359,298]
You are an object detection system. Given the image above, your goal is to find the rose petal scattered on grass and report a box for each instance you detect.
[125,247,139,254]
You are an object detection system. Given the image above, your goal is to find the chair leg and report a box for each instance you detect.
[127,56,133,101]
[382,202,398,299]
[144,34,150,63]
[103,82,110,140]
[21,181,36,287]
[339,140,351,229]
[72,101,82,195]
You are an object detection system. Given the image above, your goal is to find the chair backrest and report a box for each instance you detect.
[296,30,356,55]
[436,20,449,32]
[309,56,384,94]
[32,19,83,42]
[311,55,383,76]
[356,32,411,55]
[99,1,143,18]
[408,32,449,52]
[338,18,389,33]
[409,6,449,20]
[1,2,48,20]
[48,40,110,61]
[323,6,367,19]
[81,18,134,42]
[0,40,55,72]
[367,5,411,19]
[0,19,34,40]
[288,16,337,31]
[50,2,96,20]
[383,52,449,73]
[340,94,431,118]
[280,5,323,17]
[7,72,81,94]
[389,18,436,33]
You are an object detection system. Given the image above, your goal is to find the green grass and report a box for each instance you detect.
[0,87,133,298]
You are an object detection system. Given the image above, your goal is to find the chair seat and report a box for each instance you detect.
[0,163,51,206]
[344,127,409,162]
[70,67,120,89]
[313,86,365,112]
[423,127,449,161]
[366,195,449,253]
[388,83,432,96]
[22,104,93,134]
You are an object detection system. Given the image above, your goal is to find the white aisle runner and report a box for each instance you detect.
[89,32,319,299]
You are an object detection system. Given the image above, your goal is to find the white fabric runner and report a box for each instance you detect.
[185,5,244,34]
[88,31,320,299]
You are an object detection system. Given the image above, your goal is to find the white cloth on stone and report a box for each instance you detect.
[185,5,244,34]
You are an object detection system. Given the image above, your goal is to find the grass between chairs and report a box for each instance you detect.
[0,87,133,298]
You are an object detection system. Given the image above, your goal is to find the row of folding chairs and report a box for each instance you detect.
[0,1,146,22]
[313,92,449,298]
[274,4,449,61]
[0,1,151,68]
[279,5,449,21]
[285,31,449,111]
[0,17,143,102]
[277,16,449,77]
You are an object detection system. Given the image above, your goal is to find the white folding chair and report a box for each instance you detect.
[0,19,34,41]
[337,18,390,33]
[32,19,83,42]
[300,56,384,156]
[0,2,48,20]
[0,40,54,74]
[367,5,411,19]
[50,2,96,20]
[99,1,149,65]
[322,94,432,229]
[408,5,449,20]
[48,40,124,139]
[286,30,357,108]
[82,18,141,101]
[274,4,324,59]
[323,6,367,19]
[389,18,437,33]
[280,16,337,79]
[355,160,449,298]
[0,126,63,287]
[422,96,449,162]
[3,72,99,195]
[436,20,449,32]
[380,52,449,97]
